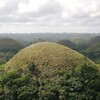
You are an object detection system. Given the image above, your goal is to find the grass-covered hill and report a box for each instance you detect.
[5,42,96,77]
[82,43,100,63]
[57,39,77,49]
[0,42,100,100]
[0,38,24,50]
[89,36,100,45]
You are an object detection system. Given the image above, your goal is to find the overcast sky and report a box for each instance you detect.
[0,0,100,33]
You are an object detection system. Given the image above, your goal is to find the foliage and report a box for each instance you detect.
[0,64,100,100]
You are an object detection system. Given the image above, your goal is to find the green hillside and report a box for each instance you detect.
[0,42,99,100]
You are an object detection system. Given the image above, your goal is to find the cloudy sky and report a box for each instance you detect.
[0,0,100,33]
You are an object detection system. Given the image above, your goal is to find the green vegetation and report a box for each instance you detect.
[0,64,100,100]
[0,42,99,100]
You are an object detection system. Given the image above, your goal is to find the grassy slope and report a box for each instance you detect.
[5,42,97,78]
[96,64,100,71]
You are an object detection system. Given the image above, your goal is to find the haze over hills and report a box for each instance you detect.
[0,33,99,45]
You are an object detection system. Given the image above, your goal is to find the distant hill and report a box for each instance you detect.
[0,38,24,50]
[57,39,77,49]
[72,38,87,45]
[34,38,46,43]
[86,43,100,52]
[83,43,100,63]
[89,36,100,45]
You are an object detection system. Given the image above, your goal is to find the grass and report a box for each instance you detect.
[96,64,100,71]
[5,42,97,78]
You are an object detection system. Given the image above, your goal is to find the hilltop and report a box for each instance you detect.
[5,42,96,78]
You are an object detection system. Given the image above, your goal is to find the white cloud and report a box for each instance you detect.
[18,0,47,13]
[0,0,100,32]
[0,0,5,7]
